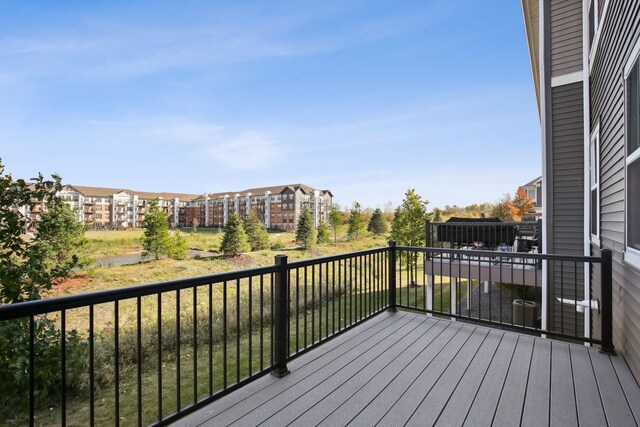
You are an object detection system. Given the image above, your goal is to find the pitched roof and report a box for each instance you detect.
[521,176,542,187]
[66,185,200,201]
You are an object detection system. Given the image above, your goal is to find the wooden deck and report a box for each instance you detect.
[176,311,640,427]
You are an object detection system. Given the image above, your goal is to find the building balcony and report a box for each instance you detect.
[0,244,634,426]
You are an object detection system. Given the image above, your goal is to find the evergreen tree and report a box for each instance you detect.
[317,221,330,244]
[140,200,172,260]
[295,206,316,248]
[367,208,388,235]
[329,206,342,244]
[432,207,443,223]
[347,202,365,239]
[167,231,189,260]
[37,202,89,269]
[244,211,270,251]
[220,212,250,257]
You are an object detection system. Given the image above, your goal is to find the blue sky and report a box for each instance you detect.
[0,0,540,209]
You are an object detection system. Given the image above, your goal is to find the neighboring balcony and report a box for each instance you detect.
[0,243,636,426]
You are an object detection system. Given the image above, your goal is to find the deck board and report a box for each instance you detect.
[175,311,640,427]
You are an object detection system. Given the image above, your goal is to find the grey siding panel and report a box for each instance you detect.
[550,0,583,76]
[550,82,584,335]
[589,0,640,379]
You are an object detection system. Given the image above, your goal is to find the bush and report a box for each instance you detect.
[0,318,87,420]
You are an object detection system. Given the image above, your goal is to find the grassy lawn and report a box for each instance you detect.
[8,231,460,426]
[28,289,390,426]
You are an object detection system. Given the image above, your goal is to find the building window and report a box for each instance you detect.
[590,125,600,240]
[625,40,640,267]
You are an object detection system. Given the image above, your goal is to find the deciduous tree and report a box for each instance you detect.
[507,188,535,221]
[329,206,342,243]
[0,159,80,304]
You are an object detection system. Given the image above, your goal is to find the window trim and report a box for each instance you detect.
[588,0,610,74]
[623,36,640,269]
[590,124,600,242]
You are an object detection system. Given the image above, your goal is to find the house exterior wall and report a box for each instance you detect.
[541,0,586,335]
[550,0,583,76]
[588,0,640,378]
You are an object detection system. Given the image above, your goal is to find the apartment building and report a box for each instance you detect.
[50,185,201,228]
[178,184,333,231]
[522,0,640,377]
[29,183,332,231]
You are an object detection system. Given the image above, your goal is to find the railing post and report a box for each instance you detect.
[600,249,615,355]
[272,255,290,377]
[425,220,431,248]
[388,241,397,312]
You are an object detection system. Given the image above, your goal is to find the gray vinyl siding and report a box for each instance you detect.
[589,0,640,379]
[550,0,583,77]
[550,82,585,336]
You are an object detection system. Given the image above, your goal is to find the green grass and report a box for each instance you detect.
[27,286,392,426]
[8,232,440,426]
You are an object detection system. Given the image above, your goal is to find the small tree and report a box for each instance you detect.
[140,200,171,260]
[329,206,342,244]
[432,207,443,223]
[508,188,535,221]
[191,218,199,233]
[391,189,429,247]
[367,208,388,235]
[220,213,250,257]
[317,221,330,244]
[296,206,316,248]
[167,231,189,260]
[37,201,89,269]
[244,211,270,251]
[391,189,430,284]
[491,194,513,222]
[347,202,365,239]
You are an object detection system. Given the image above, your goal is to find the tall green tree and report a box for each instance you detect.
[329,206,342,244]
[317,221,330,244]
[295,206,316,248]
[347,202,365,239]
[391,189,430,282]
[367,208,388,235]
[391,189,429,247]
[220,212,250,257]
[0,159,79,304]
[140,200,172,260]
[0,160,88,415]
[244,211,270,251]
[37,202,88,269]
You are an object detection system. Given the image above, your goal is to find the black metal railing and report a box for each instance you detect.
[391,245,612,349]
[426,219,542,253]
[0,243,613,426]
